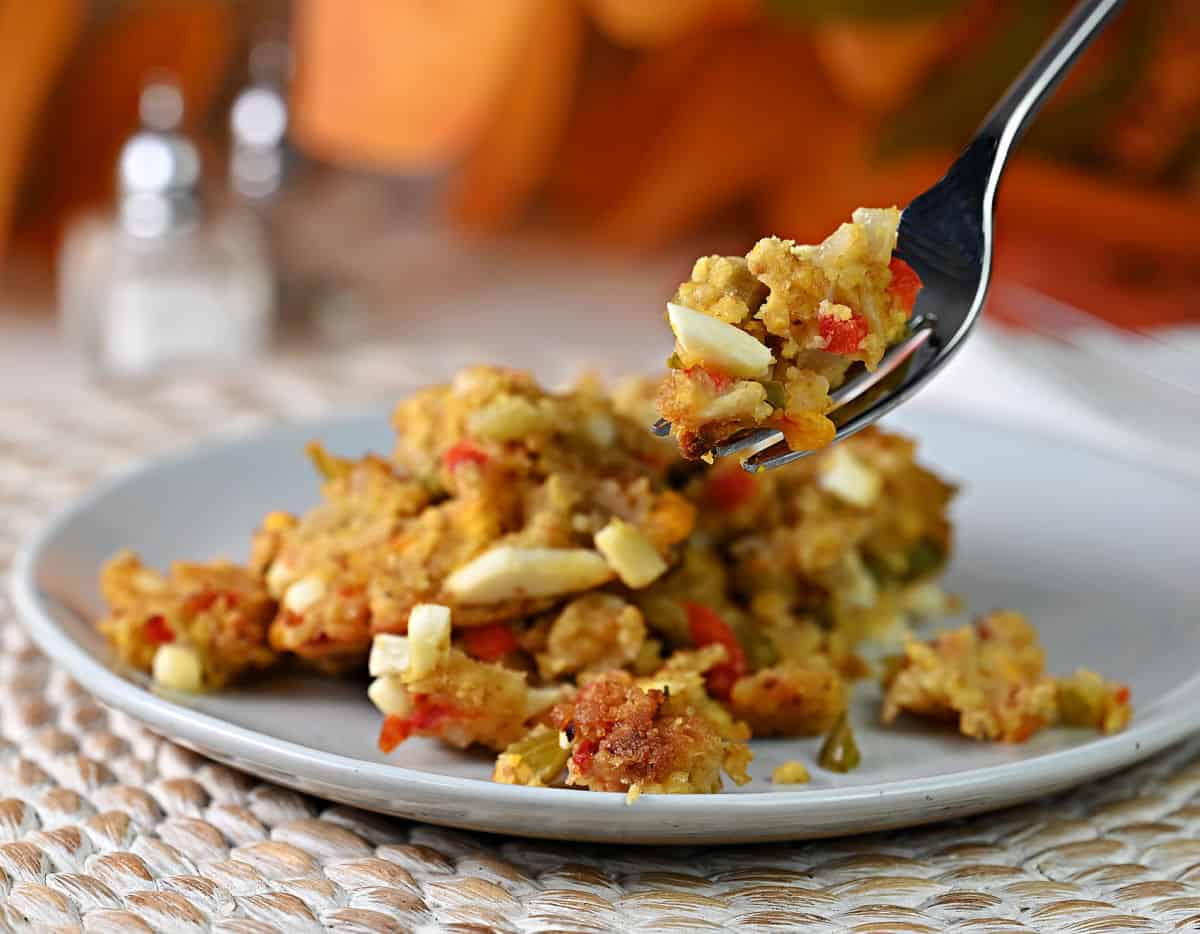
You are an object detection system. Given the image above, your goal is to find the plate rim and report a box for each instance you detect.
[9,406,1200,843]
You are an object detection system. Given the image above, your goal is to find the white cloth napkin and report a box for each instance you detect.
[915,324,1200,482]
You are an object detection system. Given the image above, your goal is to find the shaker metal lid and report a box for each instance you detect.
[117,81,201,197]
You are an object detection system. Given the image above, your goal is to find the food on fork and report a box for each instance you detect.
[95,364,1131,795]
[656,207,922,459]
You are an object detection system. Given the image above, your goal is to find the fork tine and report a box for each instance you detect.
[744,416,877,472]
[740,438,799,472]
[651,418,671,437]
[712,427,783,458]
[827,324,936,410]
[744,380,920,473]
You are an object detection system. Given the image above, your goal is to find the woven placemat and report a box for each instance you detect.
[1,349,1199,932]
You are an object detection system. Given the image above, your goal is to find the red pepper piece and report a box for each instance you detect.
[184,591,218,614]
[888,257,922,317]
[818,312,869,355]
[683,364,734,393]
[1008,714,1045,744]
[409,697,460,731]
[705,465,756,512]
[684,602,747,699]
[377,714,412,753]
[183,590,239,614]
[571,739,597,773]
[442,440,489,472]
[377,698,462,754]
[459,623,520,662]
[142,615,174,645]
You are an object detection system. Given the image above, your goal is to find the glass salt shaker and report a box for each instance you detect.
[58,81,275,379]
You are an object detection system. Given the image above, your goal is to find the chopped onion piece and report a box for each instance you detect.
[445,547,613,604]
[667,303,773,378]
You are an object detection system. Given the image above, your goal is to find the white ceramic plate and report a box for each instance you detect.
[10,409,1200,844]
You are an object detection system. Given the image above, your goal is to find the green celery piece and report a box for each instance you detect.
[862,550,898,584]
[762,380,787,409]
[818,712,861,772]
[1056,680,1095,727]
[903,537,946,582]
[636,595,690,646]
[877,0,1055,159]
[1025,1,1157,159]
[733,617,780,671]
[766,0,959,23]
[500,726,569,785]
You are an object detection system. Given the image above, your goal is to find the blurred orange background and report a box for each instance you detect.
[1,0,1197,330]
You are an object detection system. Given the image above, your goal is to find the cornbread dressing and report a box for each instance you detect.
[96,365,1131,796]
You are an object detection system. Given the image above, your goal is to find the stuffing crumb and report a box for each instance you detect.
[882,611,1131,743]
[658,208,920,458]
[771,761,811,785]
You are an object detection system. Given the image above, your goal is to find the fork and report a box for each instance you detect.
[652,0,1125,472]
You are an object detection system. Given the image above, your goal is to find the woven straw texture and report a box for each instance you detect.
[2,348,1199,932]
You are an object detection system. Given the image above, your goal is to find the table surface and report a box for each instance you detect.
[1,278,1199,930]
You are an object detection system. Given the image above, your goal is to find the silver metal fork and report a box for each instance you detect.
[652,0,1125,473]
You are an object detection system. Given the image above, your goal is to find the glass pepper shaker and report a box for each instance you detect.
[230,37,290,202]
[58,80,275,380]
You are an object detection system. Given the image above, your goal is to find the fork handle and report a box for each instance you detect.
[979,0,1126,153]
[899,0,1126,270]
